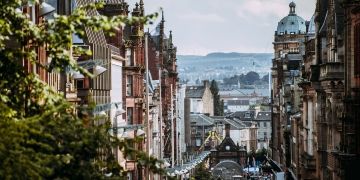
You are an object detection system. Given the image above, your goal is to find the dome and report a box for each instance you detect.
[276,2,306,35]
[307,14,316,34]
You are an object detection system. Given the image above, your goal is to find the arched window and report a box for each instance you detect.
[354,23,360,76]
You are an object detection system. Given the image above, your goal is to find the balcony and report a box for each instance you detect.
[319,62,344,81]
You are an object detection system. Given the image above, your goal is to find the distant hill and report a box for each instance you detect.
[177,52,273,83]
[205,52,271,58]
[177,52,272,67]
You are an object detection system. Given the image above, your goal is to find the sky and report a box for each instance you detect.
[127,0,316,55]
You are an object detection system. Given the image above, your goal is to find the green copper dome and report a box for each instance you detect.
[276,2,306,35]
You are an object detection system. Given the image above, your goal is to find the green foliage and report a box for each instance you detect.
[0,0,164,179]
[210,80,223,116]
[223,71,265,86]
[244,71,260,84]
[192,163,213,180]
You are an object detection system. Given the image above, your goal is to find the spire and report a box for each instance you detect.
[161,9,165,23]
[289,1,296,15]
[159,9,165,64]
[135,2,139,9]
[132,2,140,16]
[160,10,165,38]
[169,31,172,42]
[140,0,144,15]
[169,30,173,48]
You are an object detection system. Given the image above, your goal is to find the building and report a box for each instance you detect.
[189,114,222,152]
[209,124,247,179]
[220,89,269,113]
[185,80,214,116]
[270,2,307,175]
[11,0,182,179]
[342,0,360,179]
[271,1,360,179]
[254,112,271,149]
[176,84,187,164]
[147,13,179,165]
[227,111,271,151]
[223,118,258,152]
[296,13,317,179]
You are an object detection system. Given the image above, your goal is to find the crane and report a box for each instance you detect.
[198,130,223,152]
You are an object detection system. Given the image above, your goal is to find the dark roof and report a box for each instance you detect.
[190,114,214,126]
[255,111,271,120]
[227,100,249,106]
[222,118,247,130]
[217,136,239,151]
[228,111,256,120]
[186,86,205,98]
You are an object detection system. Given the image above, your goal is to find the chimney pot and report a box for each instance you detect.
[203,80,210,88]
[225,124,230,137]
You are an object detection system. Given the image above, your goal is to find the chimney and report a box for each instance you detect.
[225,123,230,137]
[203,80,209,88]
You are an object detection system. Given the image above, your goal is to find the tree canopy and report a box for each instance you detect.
[210,80,224,116]
[0,0,164,178]
[223,71,269,86]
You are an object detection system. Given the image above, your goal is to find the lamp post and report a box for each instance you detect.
[145,33,151,180]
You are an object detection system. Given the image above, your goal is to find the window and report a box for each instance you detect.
[355,23,360,76]
[126,75,133,96]
[28,3,36,23]
[76,79,84,89]
[264,122,267,127]
[196,139,201,147]
[264,132,267,139]
[284,43,289,49]
[127,107,133,124]
[125,48,132,66]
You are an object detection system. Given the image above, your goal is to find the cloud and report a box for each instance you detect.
[236,0,288,20]
[178,12,226,23]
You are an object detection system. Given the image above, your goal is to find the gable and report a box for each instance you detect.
[217,137,239,151]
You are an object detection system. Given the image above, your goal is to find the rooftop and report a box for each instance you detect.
[190,114,215,126]
[276,2,306,35]
[186,86,205,98]
[255,111,271,120]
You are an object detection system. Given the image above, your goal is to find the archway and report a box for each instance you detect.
[211,160,244,180]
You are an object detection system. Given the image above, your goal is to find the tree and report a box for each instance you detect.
[210,80,223,116]
[0,0,164,178]
[244,71,260,85]
[192,163,213,180]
